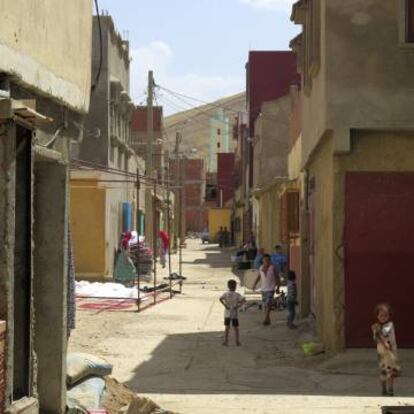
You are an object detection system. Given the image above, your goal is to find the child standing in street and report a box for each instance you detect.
[220,280,246,346]
[287,270,298,329]
[371,303,401,396]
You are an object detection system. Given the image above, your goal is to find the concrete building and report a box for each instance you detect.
[252,96,291,253]
[232,51,299,246]
[169,158,206,235]
[208,109,229,173]
[217,153,235,208]
[131,105,164,183]
[164,93,245,164]
[291,0,414,350]
[232,112,249,247]
[70,15,138,280]
[184,159,207,233]
[0,1,93,413]
[131,105,170,245]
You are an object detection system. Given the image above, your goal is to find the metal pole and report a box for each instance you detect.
[153,172,157,305]
[136,168,141,312]
[145,70,154,249]
[178,154,183,293]
[166,158,173,298]
[174,133,181,251]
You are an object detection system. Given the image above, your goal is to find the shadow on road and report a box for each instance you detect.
[125,328,414,397]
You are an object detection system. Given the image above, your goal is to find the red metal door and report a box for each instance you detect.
[345,172,414,347]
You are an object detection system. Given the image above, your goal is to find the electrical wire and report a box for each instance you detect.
[156,84,245,115]
[158,84,288,125]
[91,0,103,93]
[71,158,177,187]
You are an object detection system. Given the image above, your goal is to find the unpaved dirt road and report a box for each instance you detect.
[69,240,414,413]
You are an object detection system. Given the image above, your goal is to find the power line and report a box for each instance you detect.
[158,84,289,125]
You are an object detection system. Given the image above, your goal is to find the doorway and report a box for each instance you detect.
[345,172,414,347]
[13,124,33,400]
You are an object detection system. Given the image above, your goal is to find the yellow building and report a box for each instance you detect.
[70,160,145,279]
[208,208,232,242]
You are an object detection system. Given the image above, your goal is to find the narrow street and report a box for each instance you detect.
[70,240,414,414]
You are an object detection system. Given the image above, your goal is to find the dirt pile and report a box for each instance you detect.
[102,377,176,414]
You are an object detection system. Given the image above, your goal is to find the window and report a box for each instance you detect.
[280,190,300,242]
[217,128,221,135]
[407,0,414,42]
[117,149,123,170]
[109,144,115,163]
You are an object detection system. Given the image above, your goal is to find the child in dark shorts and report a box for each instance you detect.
[219,279,246,346]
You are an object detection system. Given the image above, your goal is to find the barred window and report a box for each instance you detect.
[406,0,414,42]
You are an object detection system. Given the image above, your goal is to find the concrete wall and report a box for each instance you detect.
[299,0,327,165]
[255,182,284,253]
[253,96,290,190]
[0,0,92,113]
[326,1,414,151]
[288,135,302,180]
[306,133,336,349]
[300,0,414,164]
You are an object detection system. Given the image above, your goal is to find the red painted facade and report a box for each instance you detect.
[217,153,235,207]
[247,51,300,133]
[345,172,414,347]
[131,106,163,132]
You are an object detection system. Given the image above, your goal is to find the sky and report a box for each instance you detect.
[97,0,299,113]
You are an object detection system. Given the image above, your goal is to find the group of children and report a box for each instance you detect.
[219,268,401,396]
[219,262,298,346]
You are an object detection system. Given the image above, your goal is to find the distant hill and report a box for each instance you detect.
[164,92,246,160]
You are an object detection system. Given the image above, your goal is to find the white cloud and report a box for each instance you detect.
[130,41,244,114]
[240,0,294,12]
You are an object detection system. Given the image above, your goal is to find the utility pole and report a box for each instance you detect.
[152,171,157,305]
[174,132,181,251]
[136,169,141,312]
[145,70,154,248]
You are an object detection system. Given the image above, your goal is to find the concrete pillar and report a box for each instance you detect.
[33,161,68,414]
[0,125,15,407]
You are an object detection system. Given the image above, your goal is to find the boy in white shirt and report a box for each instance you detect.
[220,279,246,346]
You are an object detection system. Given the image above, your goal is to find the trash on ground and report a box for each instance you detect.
[301,341,324,356]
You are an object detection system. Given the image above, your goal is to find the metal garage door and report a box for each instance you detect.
[345,172,414,347]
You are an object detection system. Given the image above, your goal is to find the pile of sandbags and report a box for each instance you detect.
[66,353,113,413]
[66,354,176,414]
